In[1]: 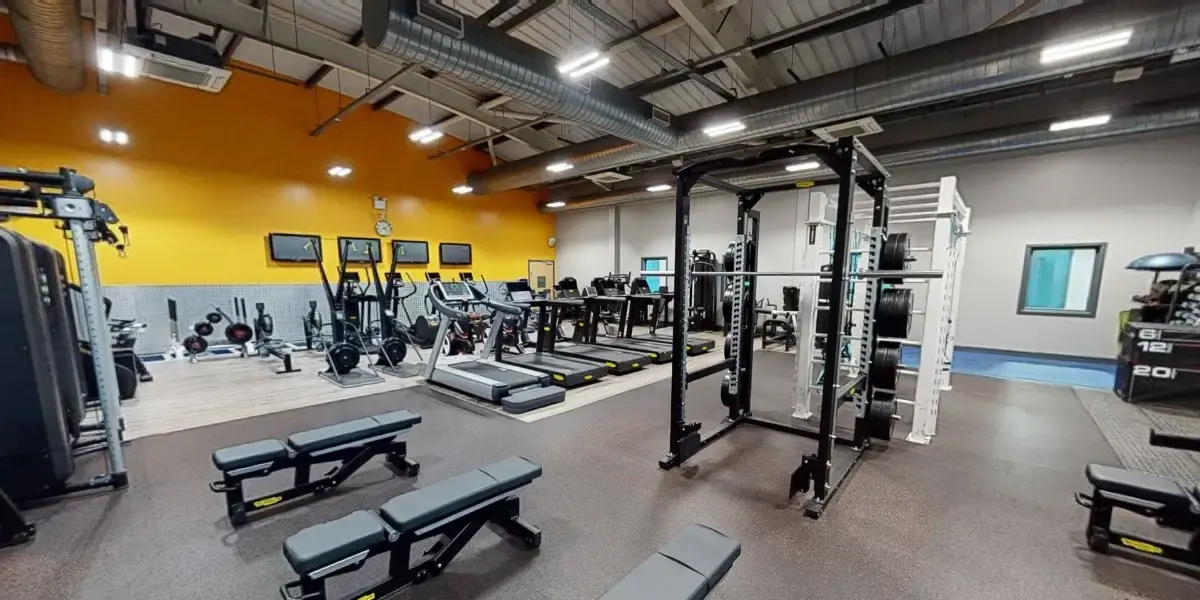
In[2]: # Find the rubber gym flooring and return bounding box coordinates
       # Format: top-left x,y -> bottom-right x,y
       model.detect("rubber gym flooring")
3,352 -> 1197,600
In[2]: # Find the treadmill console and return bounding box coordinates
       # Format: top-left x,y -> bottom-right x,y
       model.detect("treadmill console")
507,280 -> 535,302
437,280 -> 474,302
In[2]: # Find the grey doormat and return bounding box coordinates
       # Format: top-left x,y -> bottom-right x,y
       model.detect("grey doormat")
1074,387 -> 1200,483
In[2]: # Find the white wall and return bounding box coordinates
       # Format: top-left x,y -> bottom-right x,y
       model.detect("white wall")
556,131 -> 1200,358
889,131 -> 1200,358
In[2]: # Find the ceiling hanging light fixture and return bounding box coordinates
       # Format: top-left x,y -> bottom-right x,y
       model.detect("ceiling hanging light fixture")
1040,29 -> 1133,64
1049,114 -> 1112,132
703,120 -> 746,137
785,161 -> 820,172
408,128 -> 444,144
646,184 -> 673,192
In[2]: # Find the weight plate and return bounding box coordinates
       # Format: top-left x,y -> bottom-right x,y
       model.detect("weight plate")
115,364 -> 138,400
870,342 -> 901,391
327,343 -> 360,375
205,312 -> 223,324
724,333 -> 733,359
867,393 -> 897,441
880,232 -> 910,272
720,371 -> 737,408
379,337 -> 407,365
225,322 -> 254,345
875,287 -> 913,338
183,335 -> 208,355
193,321 -> 214,337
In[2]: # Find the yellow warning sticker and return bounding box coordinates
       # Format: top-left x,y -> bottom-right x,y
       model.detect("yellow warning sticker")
356,594 -> 376,600
606,362 -> 617,367
650,353 -> 658,358
584,375 -> 593,380
632,363 -> 641,368
796,180 -> 815,188
552,374 -> 564,381
1120,538 -> 1163,554
253,496 -> 283,508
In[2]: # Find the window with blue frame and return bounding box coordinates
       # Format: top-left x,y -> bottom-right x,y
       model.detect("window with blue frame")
1018,243 -> 1106,318
641,257 -> 668,292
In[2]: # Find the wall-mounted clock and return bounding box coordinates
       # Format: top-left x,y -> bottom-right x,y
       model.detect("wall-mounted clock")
375,219 -> 393,236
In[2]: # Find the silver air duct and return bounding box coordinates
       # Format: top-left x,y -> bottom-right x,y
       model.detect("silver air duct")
475,0 -> 1200,194
5,0 -> 87,91
361,0 -> 674,149
547,105 -> 1200,212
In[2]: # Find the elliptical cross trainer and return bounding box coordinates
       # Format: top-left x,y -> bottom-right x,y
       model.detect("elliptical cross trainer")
314,240 -> 383,388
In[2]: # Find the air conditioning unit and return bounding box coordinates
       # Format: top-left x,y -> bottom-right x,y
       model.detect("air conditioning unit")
811,117 -> 883,143
123,30 -> 231,93
411,0 -> 465,39
584,172 -> 632,184
651,105 -> 672,127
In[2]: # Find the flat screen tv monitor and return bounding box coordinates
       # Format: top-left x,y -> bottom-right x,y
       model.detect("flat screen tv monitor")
338,237 -> 383,263
440,243 -> 472,266
392,240 -> 429,264
269,233 -> 321,262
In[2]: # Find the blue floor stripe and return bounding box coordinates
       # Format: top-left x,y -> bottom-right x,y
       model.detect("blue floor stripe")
901,346 -> 1116,389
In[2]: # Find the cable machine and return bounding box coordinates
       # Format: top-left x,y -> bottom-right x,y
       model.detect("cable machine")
645,137 -> 942,518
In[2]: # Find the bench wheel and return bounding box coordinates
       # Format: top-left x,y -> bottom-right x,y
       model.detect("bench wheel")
230,506 -> 247,527
524,531 -> 542,550
1087,529 -> 1109,554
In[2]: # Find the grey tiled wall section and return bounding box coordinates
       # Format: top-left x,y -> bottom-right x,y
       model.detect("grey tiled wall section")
103,282 -> 515,355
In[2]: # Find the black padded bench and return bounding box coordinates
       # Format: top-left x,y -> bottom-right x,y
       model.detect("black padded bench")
281,456 -> 542,600
210,410 -> 421,525
1077,463 -> 1199,566
598,524 -> 740,600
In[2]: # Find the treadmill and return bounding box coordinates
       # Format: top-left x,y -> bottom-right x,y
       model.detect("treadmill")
577,289 -> 674,364
544,282 -> 650,375
422,280 -> 564,414
481,280 -> 607,387
623,278 -> 716,355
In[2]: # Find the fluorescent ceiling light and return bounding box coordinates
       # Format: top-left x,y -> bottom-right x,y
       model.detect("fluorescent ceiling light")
451,185 -> 474,195
113,131 -> 129,146
785,161 -> 820,172
568,57 -> 610,78
545,201 -> 567,208
408,128 -> 443,144
546,162 -> 574,173
327,165 -> 352,177
98,128 -> 114,143
557,51 -> 600,74
1049,114 -> 1112,132
1040,29 -> 1133,64
703,120 -> 746,137
646,184 -> 672,192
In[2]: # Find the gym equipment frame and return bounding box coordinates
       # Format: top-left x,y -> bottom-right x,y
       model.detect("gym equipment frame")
1075,430 -> 1200,569
209,411 -> 421,526
0,167 -> 129,493
0,488 -> 35,548
280,457 -> 541,600
646,137 -> 941,518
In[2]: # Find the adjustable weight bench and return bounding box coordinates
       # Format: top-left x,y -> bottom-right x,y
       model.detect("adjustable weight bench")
598,524 -> 740,600
1076,430 -> 1200,569
210,410 -> 421,525
280,456 -> 542,600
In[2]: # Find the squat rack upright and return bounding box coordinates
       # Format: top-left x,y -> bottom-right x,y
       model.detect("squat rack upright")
649,136 -> 940,518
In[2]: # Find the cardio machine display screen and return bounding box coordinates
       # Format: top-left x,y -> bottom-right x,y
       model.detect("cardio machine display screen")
269,233 -> 321,262
392,240 -> 429,264
440,243 -> 472,266
338,237 -> 383,263
440,281 -> 473,300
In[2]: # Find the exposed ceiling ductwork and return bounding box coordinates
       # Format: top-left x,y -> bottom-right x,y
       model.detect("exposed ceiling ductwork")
4,0 -> 87,91
361,0 -> 674,149
470,0 -> 1200,195
545,104 -> 1200,212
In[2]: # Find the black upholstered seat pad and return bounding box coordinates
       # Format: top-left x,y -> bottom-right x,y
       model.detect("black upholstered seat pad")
283,511 -> 387,575
287,410 -> 420,453
656,524 -> 741,585
211,439 -> 289,471
1087,464 -> 1191,508
380,456 -> 542,533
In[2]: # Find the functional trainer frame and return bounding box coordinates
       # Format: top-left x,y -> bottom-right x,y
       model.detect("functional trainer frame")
651,137 -> 941,518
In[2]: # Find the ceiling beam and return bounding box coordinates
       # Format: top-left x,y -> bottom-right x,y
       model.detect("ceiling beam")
479,0 -> 520,25
666,0 -> 788,93
148,0 -> 564,153
304,28 -> 363,89
498,0 -> 557,33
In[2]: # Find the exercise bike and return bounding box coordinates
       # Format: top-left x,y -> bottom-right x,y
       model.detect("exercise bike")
1076,430 -> 1199,569
313,240 -> 383,388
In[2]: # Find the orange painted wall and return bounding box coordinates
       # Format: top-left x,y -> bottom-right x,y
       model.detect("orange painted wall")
0,32 -> 554,285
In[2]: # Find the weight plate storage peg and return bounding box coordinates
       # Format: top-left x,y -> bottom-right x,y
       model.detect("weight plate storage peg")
182,335 -> 209,355
192,321 -> 215,337
326,343 -> 360,375
869,342 -> 901,391
875,288 -> 913,339
225,323 -> 254,345
867,393 -> 897,441
205,312 -> 223,324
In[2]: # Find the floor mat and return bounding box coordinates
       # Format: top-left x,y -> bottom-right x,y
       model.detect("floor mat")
1073,387 -> 1200,482
903,346 -> 1116,389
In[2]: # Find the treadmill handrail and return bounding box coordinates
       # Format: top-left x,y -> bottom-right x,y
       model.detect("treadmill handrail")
426,287 -> 471,320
